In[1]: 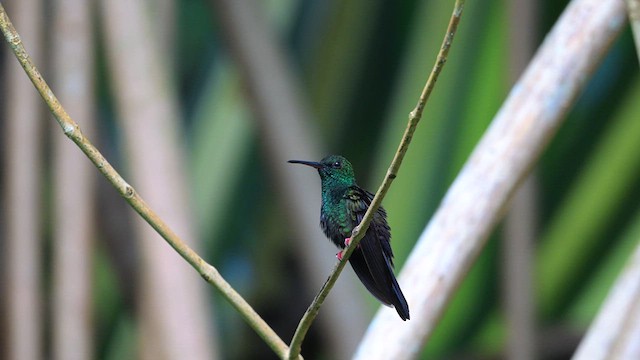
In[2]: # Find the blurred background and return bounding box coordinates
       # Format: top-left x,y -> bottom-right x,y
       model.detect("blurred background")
1,0 -> 639,359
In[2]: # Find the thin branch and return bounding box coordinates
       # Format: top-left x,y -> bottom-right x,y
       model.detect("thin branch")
354,0 -> 626,359
0,4 -> 297,359
286,1 -> 466,358
628,0 -> 640,64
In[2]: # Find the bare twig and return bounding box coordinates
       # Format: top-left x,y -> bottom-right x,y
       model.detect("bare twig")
0,4 -> 296,359
353,0 -> 626,359
286,1 -> 466,359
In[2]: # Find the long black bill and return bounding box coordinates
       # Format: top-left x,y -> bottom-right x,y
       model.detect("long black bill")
287,160 -> 322,169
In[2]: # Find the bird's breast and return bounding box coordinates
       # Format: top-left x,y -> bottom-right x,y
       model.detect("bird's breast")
320,201 -> 353,248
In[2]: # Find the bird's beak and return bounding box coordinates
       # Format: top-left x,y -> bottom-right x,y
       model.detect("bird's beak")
288,159 -> 322,169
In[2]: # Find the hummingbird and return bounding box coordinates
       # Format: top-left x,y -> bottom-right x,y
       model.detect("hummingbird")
288,155 -> 410,321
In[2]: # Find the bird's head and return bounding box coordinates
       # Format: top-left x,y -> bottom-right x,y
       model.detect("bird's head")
288,155 -> 356,187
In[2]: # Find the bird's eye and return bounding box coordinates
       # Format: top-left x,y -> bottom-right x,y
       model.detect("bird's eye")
333,161 -> 341,168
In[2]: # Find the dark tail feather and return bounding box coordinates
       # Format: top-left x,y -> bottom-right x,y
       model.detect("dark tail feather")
390,273 -> 410,320
349,249 -> 410,321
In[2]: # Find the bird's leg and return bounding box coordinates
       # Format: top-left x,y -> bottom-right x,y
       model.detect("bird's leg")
336,237 -> 354,260
344,237 -> 351,247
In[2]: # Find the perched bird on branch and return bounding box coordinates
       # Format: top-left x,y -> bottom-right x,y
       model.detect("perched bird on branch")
288,155 -> 409,321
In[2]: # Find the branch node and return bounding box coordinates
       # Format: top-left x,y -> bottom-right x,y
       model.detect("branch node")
123,184 -> 135,198
201,269 -> 213,283
62,122 -> 76,136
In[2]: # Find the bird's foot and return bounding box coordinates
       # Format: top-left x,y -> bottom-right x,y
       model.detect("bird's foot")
336,238 -> 354,260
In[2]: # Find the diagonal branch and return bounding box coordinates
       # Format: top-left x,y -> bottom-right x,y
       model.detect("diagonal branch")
286,1 -> 466,358
0,4 -> 298,359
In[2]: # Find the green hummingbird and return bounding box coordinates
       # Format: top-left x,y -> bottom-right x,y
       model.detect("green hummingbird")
288,155 -> 410,321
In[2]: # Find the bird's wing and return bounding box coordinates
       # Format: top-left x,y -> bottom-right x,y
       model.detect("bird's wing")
345,187 -> 395,295
344,186 -> 410,320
